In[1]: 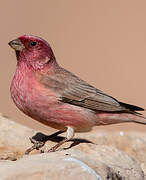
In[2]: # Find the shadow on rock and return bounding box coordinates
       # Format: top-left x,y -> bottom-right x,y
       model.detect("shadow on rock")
31,131 -> 94,149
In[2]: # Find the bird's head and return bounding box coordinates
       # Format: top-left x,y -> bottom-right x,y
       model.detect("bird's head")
8,35 -> 56,69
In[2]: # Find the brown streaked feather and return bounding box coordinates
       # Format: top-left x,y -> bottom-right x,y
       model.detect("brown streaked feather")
38,67 -> 144,113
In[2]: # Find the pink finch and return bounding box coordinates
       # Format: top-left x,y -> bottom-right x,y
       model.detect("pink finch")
8,35 -> 146,153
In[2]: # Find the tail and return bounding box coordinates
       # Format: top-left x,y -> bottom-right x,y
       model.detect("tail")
119,101 -> 146,125
96,112 -> 146,126
133,114 -> 146,125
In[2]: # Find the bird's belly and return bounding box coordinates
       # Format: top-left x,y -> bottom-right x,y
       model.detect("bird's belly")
41,104 -> 97,132
11,79 -> 97,132
26,101 -> 97,132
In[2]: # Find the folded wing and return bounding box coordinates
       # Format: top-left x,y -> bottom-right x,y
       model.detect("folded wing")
39,67 -> 144,113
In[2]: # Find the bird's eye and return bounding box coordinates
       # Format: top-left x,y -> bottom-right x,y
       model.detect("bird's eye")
30,41 -> 37,47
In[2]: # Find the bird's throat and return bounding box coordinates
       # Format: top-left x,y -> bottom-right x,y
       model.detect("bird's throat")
16,51 -> 20,59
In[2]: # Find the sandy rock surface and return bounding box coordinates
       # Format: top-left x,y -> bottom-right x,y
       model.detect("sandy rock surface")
0,114 -> 146,179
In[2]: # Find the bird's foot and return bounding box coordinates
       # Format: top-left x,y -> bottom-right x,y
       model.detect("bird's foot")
48,147 -> 56,152
47,127 -> 74,152
47,138 -> 68,152
25,138 -> 45,155
25,130 -> 64,155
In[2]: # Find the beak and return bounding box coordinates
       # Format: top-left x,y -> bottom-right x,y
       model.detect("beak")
8,39 -> 25,51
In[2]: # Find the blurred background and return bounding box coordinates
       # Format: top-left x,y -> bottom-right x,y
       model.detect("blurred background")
1,0 -> 146,133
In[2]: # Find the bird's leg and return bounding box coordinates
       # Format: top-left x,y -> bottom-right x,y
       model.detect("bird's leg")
48,127 -> 75,152
25,130 -> 64,155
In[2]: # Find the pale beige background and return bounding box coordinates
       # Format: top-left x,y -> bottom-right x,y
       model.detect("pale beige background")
1,0 -> 146,133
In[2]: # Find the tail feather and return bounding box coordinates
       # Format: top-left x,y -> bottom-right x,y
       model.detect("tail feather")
119,101 -> 146,125
119,101 -> 144,111
96,112 -> 146,126
133,114 -> 146,125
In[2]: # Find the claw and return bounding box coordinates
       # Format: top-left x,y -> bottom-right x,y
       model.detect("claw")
24,130 -> 64,155
25,138 -> 45,155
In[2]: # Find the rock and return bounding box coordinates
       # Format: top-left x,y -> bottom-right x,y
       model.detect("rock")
0,114 -> 145,179
0,148 -> 144,180
0,114 -> 35,160
77,130 -> 146,164
141,162 -> 146,178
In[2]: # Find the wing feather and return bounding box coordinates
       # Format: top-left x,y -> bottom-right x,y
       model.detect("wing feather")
38,67 -> 142,113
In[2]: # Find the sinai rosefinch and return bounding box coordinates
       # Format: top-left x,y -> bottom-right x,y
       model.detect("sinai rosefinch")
8,35 -> 146,153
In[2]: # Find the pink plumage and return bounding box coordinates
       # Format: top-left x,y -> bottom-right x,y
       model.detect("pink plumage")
8,35 -> 146,152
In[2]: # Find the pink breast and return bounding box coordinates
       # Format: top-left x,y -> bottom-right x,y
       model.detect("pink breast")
11,62 -> 97,132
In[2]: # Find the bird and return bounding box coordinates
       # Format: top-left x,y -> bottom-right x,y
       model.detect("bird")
8,35 -> 146,153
